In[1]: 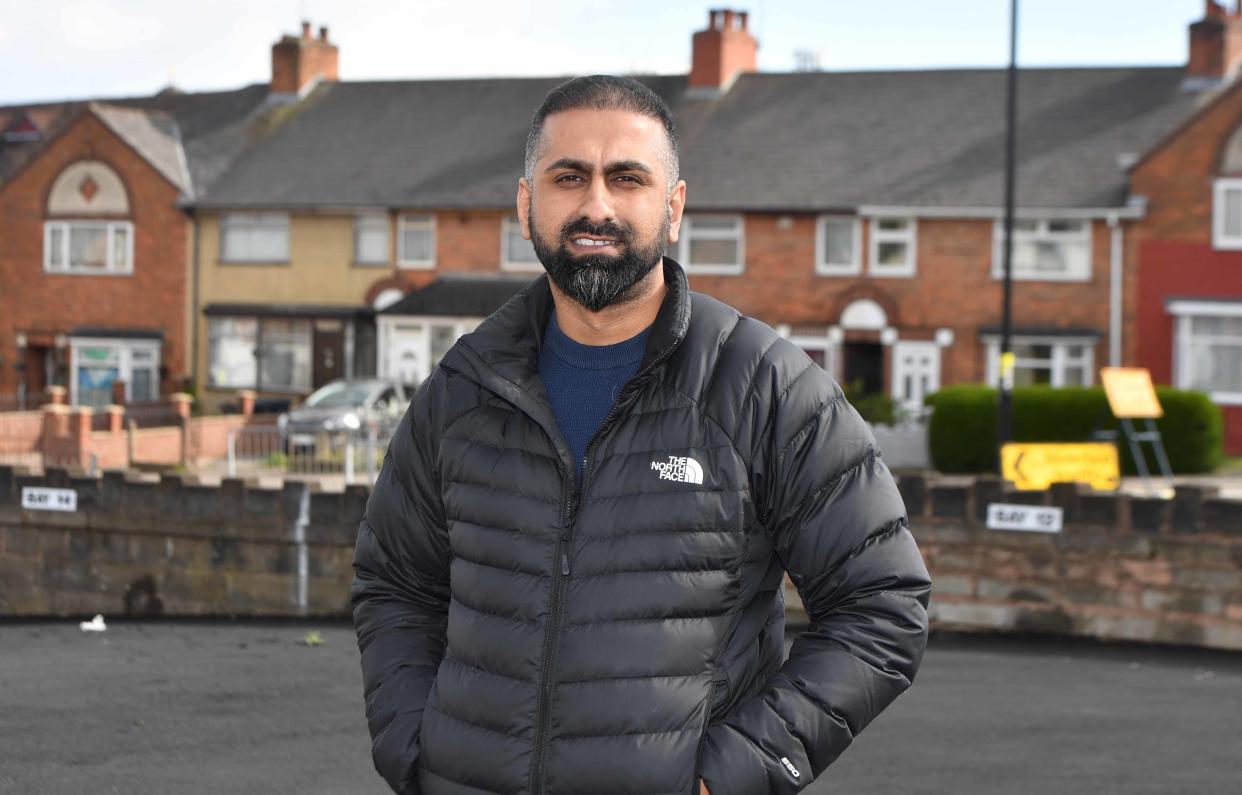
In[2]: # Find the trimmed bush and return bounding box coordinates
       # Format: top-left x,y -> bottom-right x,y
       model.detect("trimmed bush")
924,384 -> 1224,475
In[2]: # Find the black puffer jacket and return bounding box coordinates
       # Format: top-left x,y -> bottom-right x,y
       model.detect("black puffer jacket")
351,258 -> 931,795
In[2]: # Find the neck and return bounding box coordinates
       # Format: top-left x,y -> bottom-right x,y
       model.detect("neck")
549,261 -> 667,346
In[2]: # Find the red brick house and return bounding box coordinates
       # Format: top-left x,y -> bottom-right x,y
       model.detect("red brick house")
1132,1 -> 1242,454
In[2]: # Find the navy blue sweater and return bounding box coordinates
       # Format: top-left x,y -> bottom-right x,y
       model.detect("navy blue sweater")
538,309 -> 652,481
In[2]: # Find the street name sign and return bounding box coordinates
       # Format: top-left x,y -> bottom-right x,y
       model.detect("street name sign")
986,503 -> 1063,533
21,486 -> 77,512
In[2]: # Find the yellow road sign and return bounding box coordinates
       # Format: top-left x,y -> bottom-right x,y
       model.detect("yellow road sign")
1100,367 -> 1163,419
1001,442 -> 1120,491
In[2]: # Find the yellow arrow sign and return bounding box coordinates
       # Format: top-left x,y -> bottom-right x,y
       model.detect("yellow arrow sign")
1001,442 -> 1120,491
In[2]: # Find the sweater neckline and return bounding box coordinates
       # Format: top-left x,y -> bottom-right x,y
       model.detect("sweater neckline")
542,308 -> 652,371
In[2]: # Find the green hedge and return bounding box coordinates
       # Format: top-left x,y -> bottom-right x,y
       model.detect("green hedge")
923,384 -> 1224,475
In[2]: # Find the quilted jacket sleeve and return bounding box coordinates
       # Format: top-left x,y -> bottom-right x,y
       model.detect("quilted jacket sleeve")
351,370 -> 453,795
700,347 -> 932,795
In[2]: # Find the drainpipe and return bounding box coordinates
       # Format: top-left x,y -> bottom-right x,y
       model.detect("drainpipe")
1107,213 -> 1122,367
189,208 -> 202,392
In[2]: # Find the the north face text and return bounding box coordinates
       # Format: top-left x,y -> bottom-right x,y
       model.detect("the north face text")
650,455 -> 704,484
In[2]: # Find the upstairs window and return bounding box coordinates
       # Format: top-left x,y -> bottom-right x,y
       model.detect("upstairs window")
44,221 -> 133,274
993,218 -> 1091,281
868,217 -> 916,277
397,214 -> 436,268
354,213 -> 390,265
815,216 -> 861,276
220,213 -> 289,263
501,215 -> 541,271
678,214 -> 744,274
1213,179 -> 1242,250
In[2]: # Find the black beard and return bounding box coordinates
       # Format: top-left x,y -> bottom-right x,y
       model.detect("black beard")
530,211 -> 668,312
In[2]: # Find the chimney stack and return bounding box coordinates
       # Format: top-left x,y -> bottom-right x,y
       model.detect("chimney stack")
688,8 -> 758,93
271,20 -> 339,98
1188,1 -> 1242,81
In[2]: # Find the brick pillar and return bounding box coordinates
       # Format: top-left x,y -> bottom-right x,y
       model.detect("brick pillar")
106,404 -> 125,434
169,392 -> 193,421
238,389 -> 256,418
41,403 -> 69,439
70,406 -> 93,469
44,385 -> 66,406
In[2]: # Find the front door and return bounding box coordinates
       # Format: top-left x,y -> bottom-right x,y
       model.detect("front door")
892,340 -> 940,418
312,320 -> 345,388
842,341 -> 884,396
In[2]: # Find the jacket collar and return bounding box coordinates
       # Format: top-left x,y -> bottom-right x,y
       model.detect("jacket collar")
440,256 -> 692,408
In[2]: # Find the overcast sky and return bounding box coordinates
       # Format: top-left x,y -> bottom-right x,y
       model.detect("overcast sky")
0,0 -> 1211,105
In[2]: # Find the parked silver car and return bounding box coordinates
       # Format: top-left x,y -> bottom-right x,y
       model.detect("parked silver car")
278,378 -> 409,451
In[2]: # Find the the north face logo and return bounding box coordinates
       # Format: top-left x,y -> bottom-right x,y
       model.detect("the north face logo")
650,455 -> 704,484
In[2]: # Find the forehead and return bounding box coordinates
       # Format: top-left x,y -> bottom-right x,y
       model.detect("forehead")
537,108 -> 668,169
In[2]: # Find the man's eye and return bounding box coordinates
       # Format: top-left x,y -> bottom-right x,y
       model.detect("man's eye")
555,174 -> 584,184
615,175 -> 640,184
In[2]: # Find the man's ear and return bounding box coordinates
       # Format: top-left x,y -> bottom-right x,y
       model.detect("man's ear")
516,179 -> 532,240
667,179 -> 687,244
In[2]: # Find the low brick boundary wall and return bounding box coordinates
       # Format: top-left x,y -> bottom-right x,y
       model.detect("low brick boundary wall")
890,473 -> 1242,651
1,465 -> 1240,651
0,466 -> 364,617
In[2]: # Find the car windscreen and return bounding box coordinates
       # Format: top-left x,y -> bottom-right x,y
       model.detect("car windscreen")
302,381 -> 377,408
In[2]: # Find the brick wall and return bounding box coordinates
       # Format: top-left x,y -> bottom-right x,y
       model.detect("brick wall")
2,464 -> 1239,651
882,473 -> 1242,650
0,466 -> 363,616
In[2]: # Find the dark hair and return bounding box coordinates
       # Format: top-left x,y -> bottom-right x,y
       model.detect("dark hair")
524,75 -> 679,193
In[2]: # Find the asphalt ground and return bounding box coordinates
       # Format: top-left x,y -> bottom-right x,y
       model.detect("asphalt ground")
0,620 -> 1239,794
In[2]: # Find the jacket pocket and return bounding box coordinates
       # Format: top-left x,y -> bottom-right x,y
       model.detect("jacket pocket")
689,669 -> 730,795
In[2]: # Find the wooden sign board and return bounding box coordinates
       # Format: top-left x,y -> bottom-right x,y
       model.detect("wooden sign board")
1001,442 -> 1121,492
1100,367 -> 1162,419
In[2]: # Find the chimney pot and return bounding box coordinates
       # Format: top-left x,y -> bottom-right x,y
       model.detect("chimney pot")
301,20 -> 311,39
689,7 -> 758,92
319,25 -> 329,40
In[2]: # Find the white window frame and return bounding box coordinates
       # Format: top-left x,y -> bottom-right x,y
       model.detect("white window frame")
990,218 -> 1092,282
219,212 -> 289,263
67,336 -> 161,406
814,216 -> 862,276
982,334 -> 1096,388
43,220 -> 134,275
867,216 -> 917,278
1168,299 -> 1242,405
500,215 -> 542,272
353,212 -> 391,266
677,214 -> 745,275
377,314 -> 482,385
397,213 -> 436,269
1212,179 -> 1242,251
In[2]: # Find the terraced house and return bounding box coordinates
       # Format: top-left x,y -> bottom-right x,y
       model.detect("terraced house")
4,6 -> 1241,451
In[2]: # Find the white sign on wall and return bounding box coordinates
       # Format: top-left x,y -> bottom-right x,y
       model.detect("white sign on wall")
986,503 -> 1063,533
21,487 -> 78,512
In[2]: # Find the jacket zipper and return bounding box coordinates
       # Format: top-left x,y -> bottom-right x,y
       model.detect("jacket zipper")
528,337 -> 682,795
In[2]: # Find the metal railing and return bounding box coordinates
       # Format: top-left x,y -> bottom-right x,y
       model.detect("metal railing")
225,421 -> 400,486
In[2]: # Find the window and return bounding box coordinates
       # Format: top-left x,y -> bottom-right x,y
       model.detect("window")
219,213 -> 288,262
44,221 -> 133,274
1170,301 -> 1242,403
868,217 -> 916,277
501,215 -> 541,271
983,336 -> 1095,388
1213,179 -> 1242,250
354,213 -> 390,265
207,317 -> 311,391
398,214 -> 435,268
992,218 -> 1091,281
208,318 -> 258,389
677,214 -> 744,274
67,337 -> 160,408
257,318 -> 312,390
815,216 -> 861,276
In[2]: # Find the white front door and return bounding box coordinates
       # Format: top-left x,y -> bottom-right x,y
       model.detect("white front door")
892,341 -> 940,418
384,322 -> 428,385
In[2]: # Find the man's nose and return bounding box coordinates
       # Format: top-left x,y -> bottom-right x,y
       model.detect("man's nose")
576,177 -> 616,226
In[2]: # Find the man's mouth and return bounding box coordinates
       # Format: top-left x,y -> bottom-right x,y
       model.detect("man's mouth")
570,236 -> 621,252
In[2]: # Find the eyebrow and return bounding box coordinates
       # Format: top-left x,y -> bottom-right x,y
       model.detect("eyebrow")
544,157 -> 654,176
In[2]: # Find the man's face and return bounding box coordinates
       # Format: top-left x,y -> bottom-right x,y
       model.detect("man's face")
517,108 -> 686,312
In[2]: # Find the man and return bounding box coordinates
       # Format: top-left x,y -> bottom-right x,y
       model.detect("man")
351,75 -> 931,795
